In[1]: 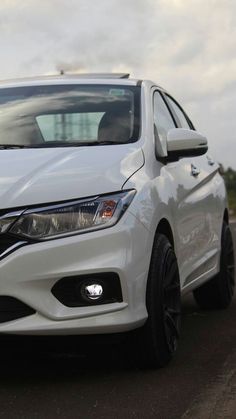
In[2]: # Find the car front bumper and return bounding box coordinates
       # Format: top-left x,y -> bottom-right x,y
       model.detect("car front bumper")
0,211 -> 151,335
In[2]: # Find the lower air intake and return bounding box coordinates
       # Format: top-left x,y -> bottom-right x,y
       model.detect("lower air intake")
0,296 -> 35,323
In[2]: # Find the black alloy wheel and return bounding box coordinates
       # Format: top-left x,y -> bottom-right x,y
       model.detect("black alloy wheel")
193,222 -> 235,309
136,233 -> 181,368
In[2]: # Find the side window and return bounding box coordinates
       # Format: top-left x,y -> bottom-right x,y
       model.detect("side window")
165,95 -> 191,129
153,91 -> 176,155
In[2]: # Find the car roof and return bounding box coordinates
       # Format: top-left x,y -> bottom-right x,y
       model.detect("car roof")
0,73 -> 139,88
0,73 -> 165,91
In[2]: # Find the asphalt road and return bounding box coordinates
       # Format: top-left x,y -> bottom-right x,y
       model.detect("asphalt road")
0,224 -> 236,419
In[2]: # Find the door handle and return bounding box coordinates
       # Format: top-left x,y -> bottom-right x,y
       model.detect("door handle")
191,164 -> 200,177
206,155 -> 215,166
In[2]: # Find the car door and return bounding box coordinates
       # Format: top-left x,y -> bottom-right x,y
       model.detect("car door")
153,89 -> 219,288
164,93 -> 222,287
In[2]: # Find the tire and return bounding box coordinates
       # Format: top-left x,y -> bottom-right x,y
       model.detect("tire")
135,233 -> 181,368
193,222 -> 235,310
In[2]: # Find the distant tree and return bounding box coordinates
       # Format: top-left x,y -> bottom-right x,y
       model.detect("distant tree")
223,167 -> 236,191
221,166 -> 236,216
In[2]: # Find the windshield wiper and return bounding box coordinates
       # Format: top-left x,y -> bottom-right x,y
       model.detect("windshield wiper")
31,141 -> 124,148
0,144 -> 30,149
0,141 -> 126,149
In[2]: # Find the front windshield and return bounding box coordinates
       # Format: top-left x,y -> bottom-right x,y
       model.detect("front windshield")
0,84 -> 141,148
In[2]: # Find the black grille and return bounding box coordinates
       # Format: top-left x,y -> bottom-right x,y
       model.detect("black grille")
0,296 -> 35,323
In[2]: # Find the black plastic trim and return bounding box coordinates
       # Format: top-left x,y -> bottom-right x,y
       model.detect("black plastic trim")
0,296 -> 35,323
162,93 -> 195,130
158,146 -> 208,164
51,273 -> 123,307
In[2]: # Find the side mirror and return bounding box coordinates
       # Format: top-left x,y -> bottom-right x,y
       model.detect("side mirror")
166,128 -> 208,161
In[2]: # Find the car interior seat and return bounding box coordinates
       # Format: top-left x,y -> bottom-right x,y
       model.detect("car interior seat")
97,110 -> 131,143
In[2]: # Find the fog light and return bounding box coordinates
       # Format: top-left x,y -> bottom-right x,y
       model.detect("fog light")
51,273 -> 122,307
81,283 -> 104,302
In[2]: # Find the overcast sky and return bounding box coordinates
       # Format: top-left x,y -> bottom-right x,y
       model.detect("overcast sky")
0,0 -> 235,168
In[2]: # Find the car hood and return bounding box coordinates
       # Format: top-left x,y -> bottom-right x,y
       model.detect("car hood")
0,145 -> 144,209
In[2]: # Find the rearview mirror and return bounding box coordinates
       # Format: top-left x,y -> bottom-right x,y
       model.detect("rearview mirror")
166,128 -> 208,161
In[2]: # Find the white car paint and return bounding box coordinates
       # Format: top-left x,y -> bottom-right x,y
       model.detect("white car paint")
0,146 -> 144,208
0,75 -> 227,335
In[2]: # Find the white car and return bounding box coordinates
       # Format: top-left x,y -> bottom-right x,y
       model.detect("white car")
0,73 -> 234,367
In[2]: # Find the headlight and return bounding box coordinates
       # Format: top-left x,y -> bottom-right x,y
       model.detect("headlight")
3,190 -> 136,240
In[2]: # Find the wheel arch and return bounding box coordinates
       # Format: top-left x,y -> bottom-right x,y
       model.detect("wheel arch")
223,208 -> 229,225
155,218 -> 175,250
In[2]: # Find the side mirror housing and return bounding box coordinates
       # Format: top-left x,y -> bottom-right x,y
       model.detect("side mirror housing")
166,128 -> 208,161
